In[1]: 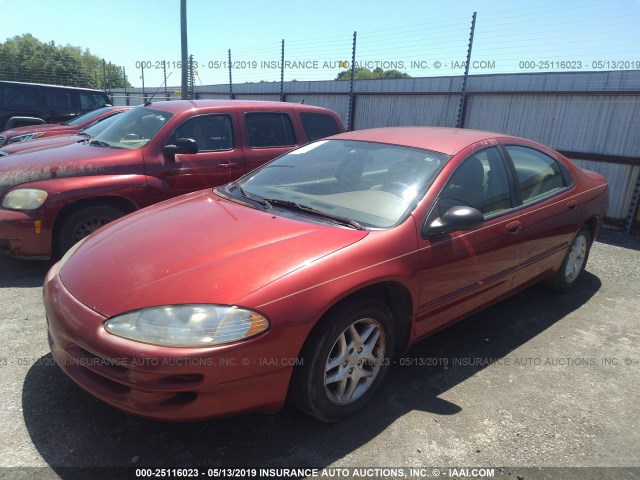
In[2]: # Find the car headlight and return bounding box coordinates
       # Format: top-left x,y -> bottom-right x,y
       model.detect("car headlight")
104,305 -> 269,347
2,189 -> 48,210
8,132 -> 46,144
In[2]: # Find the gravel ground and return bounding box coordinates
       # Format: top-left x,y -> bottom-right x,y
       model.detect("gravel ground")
0,229 -> 638,480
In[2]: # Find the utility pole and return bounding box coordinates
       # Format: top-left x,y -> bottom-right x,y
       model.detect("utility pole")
180,0 -> 188,100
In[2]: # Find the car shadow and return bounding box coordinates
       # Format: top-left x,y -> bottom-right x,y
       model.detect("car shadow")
0,256 -> 54,288
21,272 -> 601,477
596,228 -> 640,251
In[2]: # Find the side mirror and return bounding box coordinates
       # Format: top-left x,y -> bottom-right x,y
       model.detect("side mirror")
423,206 -> 484,238
163,137 -> 198,156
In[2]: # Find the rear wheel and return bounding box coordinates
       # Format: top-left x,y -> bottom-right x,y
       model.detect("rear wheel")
55,204 -> 125,256
543,226 -> 592,293
290,298 -> 395,422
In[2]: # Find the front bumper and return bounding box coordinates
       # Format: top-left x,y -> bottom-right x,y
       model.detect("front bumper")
44,268 -> 293,421
0,208 -> 50,258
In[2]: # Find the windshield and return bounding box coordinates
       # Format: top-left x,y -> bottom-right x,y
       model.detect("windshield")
63,107 -> 113,126
230,139 -> 449,228
90,107 -> 172,149
79,112 -> 124,137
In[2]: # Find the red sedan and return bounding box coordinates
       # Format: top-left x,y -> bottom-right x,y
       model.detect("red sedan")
0,106 -> 129,146
44,127 -> 609,422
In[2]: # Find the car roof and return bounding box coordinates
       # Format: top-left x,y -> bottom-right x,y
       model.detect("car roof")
0,80 -> 108,93
330,126 -> 514,155
141,99 -> 336,114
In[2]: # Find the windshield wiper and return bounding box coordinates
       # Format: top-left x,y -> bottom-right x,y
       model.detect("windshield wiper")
89,139 -> 111,148
264,198 -> 365,230
228,182 -> 271,210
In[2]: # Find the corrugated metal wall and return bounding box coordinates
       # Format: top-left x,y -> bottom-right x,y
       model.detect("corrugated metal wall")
571,160 -> 639,220
110,71 -> 640,231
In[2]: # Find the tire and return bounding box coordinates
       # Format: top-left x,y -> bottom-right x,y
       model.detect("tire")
290,298 -> 396,422
543,226 -> 592,293
55,204 -> 125,257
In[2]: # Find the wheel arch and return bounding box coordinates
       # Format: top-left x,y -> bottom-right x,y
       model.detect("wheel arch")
303,280 -> 414,358
52,196 -> 139,254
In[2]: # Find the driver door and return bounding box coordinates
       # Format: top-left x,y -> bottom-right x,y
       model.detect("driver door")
161,113 -> 245,196
414,145 -> 524,338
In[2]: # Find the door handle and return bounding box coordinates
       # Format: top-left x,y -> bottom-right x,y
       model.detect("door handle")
217,163 -> 237,168
506,220 -> 522,233
567,200 -> 577,209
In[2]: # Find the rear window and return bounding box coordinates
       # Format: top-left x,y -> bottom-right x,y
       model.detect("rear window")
300,113 -> 340,141
245,112 -> 296,148
80,92 -> 110,112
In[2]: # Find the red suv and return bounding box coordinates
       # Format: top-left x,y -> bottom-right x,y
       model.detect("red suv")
0,100 -> 344,258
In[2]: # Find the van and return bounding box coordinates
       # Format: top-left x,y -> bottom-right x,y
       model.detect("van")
0,81 -> 112,130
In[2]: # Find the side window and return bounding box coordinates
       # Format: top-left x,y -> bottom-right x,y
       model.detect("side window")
245,112 -> 296,148
44,89 -> 74,113
2,84 -> 38,108
300,113 -> 340,141
170,115 -> 233,152
438,147 -> 511,217
505,146 -> 567,205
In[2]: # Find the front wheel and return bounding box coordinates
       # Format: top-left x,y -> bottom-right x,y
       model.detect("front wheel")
55,204 -> 126,257
543,226 -> 592,293
290,298 -> 395,422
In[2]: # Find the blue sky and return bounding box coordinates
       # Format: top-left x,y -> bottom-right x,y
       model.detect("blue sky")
1,0 -> 639,88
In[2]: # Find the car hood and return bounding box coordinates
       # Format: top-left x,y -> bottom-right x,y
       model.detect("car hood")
0,142 -> 140,197
59,190 -> 369,318
0,134 -> 85,156
2,123 -> 72,137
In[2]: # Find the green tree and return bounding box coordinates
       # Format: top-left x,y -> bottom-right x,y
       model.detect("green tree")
0,34 -> 131,89
335,66 -> 411,80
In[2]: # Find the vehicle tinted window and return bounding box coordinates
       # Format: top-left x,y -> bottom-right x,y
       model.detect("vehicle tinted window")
45,89 -> 73,111
1,84 -> 38,108
506,146 -> 566,204
79,92 -> 109,112
65,106 -> 112,126
439,147 -> 511,217
170,115 -> 233,151
92,107 -> 172,149
300,113 -> 340,141
245,112 -> 296,148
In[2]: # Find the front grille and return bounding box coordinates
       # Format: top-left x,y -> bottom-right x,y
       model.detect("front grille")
0,136 -> 6,146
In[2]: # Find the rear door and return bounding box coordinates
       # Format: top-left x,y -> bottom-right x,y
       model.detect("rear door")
500,142 -> 580,289
240,111 -> 299,173
414,144 -> 524,338
44,87 -> 78,122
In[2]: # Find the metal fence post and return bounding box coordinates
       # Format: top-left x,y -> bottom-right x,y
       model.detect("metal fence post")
102,59 -> 107,93
348,31 -> 357,131
280,39 -> 285,102
228,49 -> 234,99
456,12 -> 477,128
625,170 -> 640,234
141,63 -> 146,103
